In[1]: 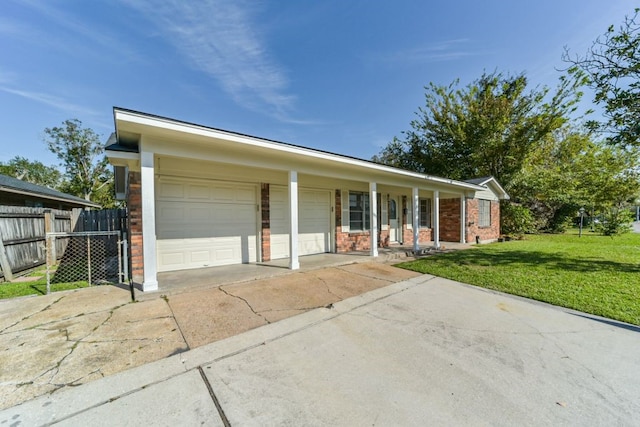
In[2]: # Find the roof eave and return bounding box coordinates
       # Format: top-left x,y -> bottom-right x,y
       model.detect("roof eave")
113,107 -> 485,192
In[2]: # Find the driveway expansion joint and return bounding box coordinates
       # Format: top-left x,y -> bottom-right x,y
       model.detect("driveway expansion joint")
198,366 -> 231,427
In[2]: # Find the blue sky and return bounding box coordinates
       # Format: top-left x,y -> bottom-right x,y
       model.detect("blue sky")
0,1 -> 633,168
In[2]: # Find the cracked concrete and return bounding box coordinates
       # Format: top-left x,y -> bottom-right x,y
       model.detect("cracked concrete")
167,263 -> 422,350
3,265 -> 639,425
0,262 -> 420,410
0,286 -> 187,410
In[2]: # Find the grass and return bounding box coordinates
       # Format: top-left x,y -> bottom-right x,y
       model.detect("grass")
0,267 -> 90,299
397,230 -> 640,326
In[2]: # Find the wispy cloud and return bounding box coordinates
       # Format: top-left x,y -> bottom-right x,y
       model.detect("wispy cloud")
119,0 -> 298,121
369,39 -> 480,64
0,86 -> 100,117
7,0 -> 142,62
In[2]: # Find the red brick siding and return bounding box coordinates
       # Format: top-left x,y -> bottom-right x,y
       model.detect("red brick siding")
127,171 -> 144,283
402,227 -> 432,245
335,189 -> 391,252
261,183 -> 270,261
466,198 -> 500,242
400,195 -> 433,246
439,198 -> 461,242
379,229 -> 390,248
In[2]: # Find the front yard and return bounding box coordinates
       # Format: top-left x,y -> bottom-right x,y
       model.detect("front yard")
398,231 -> 640,326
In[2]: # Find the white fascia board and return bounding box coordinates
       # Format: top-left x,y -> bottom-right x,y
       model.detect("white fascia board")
105,150 -> 140,171
482,178 -> 509,200
114,109 -> 485,193
105,150 -> 140,161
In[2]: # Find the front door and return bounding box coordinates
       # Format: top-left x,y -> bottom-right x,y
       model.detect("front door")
389,197 -> 401,243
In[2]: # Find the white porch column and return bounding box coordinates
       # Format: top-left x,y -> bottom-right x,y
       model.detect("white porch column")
288,171 -> 300,270
433,190 -> 440,249
460,195 -> 466,243
412,187 -> 420,252
369,182 -> 378,257
140,148 -> 158,291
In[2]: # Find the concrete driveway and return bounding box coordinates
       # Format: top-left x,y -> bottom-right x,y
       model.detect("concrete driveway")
0,261 -> 419,410
2,274 -> 639,426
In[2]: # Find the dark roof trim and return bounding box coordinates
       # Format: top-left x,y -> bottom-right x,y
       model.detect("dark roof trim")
465,176 -> 493,185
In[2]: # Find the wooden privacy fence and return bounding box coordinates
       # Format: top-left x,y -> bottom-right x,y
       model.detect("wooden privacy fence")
0,206 -> 127,281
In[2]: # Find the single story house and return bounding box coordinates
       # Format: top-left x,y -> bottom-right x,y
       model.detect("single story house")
0,173 -> 100,210
106,108 -> 509,292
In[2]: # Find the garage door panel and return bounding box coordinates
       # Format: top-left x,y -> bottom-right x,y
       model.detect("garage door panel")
270,187 -> 331,259
234,187 -> 256,203
159,182 -> 185,199
156,178 -> 257,272
188,184 -> 211,200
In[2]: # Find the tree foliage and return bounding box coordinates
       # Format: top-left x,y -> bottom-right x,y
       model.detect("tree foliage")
373,71 -> 583,185
375,69 -> 639,235
565,8 -> 640,147
0,156 -> 62,189
43,119 -> 114,206
509,129 -> 640,232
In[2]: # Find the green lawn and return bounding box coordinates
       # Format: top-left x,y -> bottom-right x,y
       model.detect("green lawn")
397,231 -> 640,325
0,271 -> 90,300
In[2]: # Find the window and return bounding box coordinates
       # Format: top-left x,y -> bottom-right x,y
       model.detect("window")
419,198 -> 432,228
478,199 -> 491,227
389,199 -> 397,220
349,192 -> 370,231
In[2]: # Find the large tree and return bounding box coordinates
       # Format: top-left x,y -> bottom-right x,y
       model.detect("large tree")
43,119 -> 113,206
373,71 -> 582,185
564,8 -> 640,147
510,129 -> 640,231
0,156 -> 62,189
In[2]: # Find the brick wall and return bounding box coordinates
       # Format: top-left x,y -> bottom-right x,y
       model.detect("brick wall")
379,229 -> 390,248
402,227 -> 432,246
466,198 -> 500,243
440,198 -> 461,242
399,196 -> 433,246
335,189 -> 391,252
261,183 -> 270,261
128,171 -> 144,283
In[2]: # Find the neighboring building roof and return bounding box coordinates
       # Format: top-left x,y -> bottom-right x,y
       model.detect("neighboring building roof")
465,176 -> 510,200
0,174 -> 100,208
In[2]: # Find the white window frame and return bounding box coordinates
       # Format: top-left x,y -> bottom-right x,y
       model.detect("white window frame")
478,199 -> 491,227
419,198 -> 432,228
349,191 -> 370,231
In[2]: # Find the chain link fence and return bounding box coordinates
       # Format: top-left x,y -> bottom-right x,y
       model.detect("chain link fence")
45,231 -> 128,294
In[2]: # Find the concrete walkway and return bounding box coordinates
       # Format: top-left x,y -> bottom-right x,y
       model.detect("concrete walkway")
0,260 -> 420,410
2,274 -> 639,426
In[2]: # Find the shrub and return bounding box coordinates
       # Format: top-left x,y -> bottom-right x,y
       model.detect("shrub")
597,208 -> 634,236
501,202 -> 536,236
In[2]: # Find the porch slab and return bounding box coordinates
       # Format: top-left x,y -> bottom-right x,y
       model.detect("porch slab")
153,243 -> 471,298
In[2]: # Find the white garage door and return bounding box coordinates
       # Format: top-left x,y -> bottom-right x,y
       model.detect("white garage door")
156,177 -> 257,272
270,186 -> 331,259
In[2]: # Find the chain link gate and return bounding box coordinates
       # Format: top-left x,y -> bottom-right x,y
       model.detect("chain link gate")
45,231 -> 128,294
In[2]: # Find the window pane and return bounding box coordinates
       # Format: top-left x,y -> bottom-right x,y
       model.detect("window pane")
349,191 -> 370,231
478,200 -> 491,227
419,198 -> 431,228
